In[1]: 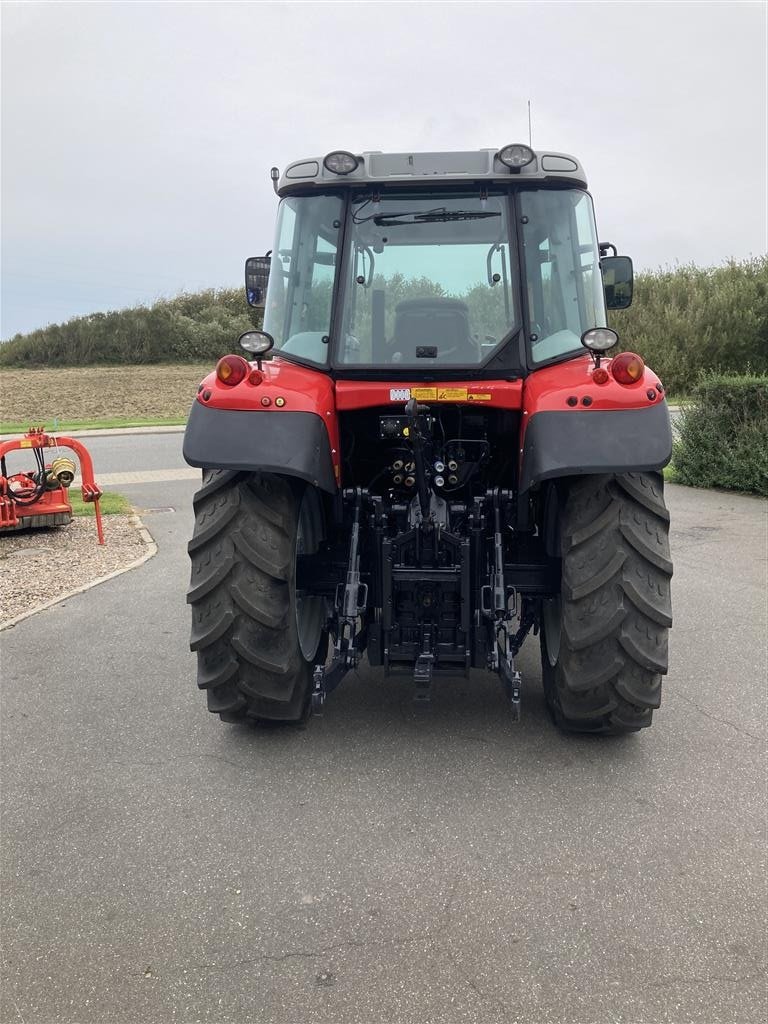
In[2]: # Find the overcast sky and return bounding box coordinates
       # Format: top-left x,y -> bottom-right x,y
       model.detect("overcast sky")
1,0 -> 766,340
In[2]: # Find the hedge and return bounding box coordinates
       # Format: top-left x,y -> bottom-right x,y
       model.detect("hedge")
610,257 -> 767,397
672,372 -> 768,496
1,258 -> 765,382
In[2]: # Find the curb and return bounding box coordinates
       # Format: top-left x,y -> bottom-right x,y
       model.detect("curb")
0,514 -> 158,631
0,425 -> 185,441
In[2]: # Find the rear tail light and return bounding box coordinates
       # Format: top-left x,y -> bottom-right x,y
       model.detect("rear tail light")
611,351 -> 645,385
216,355 -> 249,386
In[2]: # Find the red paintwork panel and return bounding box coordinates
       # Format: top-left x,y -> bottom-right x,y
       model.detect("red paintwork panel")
521,354 -> 665,443
196,360 -> 527,484
196,358 -> 336,416
196,354 -> 665,488
196,358 -> 340,480
335,379 -> 523,410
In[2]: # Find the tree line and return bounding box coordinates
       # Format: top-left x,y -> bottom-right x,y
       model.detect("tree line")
1,258 -> 765,396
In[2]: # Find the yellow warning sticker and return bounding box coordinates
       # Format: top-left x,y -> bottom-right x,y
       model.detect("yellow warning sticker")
467,393 -> 492,401
411,387 -> 437,401
437,387 -> 468,401
19,439 -> 33,447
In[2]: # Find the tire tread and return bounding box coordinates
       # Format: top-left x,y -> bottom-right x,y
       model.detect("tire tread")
187,470 -> 315,722
543,472 -> 672,735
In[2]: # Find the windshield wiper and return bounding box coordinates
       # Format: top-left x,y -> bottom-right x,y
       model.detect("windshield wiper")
373,207 -> 501,227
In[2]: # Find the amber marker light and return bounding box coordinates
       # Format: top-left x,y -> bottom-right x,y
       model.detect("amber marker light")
611,352 -> 645,385
216,355 -> 249,386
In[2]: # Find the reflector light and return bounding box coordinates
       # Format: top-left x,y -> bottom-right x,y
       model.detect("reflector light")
323,150 -> 359,175
248,369 -> 264,386
611,351 -> 645,385
216,355 -> 249,386
498,144 -> 535,169
592,367 -> 610,384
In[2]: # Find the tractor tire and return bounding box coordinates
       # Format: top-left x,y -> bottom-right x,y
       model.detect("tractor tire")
541,472 -> 672,735
187,470 -> 326,723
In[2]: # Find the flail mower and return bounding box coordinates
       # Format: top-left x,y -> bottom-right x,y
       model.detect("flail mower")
184,145 -> 673,735
0,428 -> 105,544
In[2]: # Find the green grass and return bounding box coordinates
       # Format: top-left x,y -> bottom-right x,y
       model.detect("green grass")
69,490 -> 133,517
0,415 -> 186,435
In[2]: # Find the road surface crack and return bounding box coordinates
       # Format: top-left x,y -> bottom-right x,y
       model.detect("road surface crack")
194,933 -> 430,973
669,692 -> 762,742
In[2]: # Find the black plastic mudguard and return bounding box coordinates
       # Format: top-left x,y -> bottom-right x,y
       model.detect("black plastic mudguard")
519,402 -> 673,493
183,402 -> 337,493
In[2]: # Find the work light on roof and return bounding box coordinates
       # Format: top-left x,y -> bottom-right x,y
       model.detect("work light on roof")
498,144 -> 535,170
323,150 -> 359,175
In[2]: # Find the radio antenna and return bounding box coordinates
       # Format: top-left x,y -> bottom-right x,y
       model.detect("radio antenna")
528,100 -> 533,147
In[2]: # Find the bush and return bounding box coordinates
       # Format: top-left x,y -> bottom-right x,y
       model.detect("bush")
672,372 -> 768,496
0,289 -> 262,367
610,257 -> 768,397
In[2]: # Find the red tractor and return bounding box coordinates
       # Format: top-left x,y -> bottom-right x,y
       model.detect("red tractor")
184,145 -> 672,734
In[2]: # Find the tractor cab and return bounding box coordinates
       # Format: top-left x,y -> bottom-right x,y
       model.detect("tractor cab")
245,146 -> 633,377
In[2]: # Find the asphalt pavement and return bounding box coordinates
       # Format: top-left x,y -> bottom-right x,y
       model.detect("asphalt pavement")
1,433 -> 766,1024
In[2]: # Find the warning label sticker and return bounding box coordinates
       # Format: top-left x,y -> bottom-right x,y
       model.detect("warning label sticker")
389,387 -> 494,403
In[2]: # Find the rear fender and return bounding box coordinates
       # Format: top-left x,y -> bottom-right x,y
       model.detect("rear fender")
519,355 -> 672,494
183,403 -> 337,493
184,359 -> 338,492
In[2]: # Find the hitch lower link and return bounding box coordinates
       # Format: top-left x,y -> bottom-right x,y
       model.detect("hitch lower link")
483,490 -> 530,723
311,490 -> 367,715
496,629 -> 523,723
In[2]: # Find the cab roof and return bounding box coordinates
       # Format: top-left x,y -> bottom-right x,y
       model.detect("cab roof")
277,148 -> 588,196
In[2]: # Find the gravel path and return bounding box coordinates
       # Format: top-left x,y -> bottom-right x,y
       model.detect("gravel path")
0,515 -> 153,627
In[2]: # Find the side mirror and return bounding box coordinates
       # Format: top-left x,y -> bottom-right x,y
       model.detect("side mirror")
245,254 -> 271,308
601,255 -> 634,310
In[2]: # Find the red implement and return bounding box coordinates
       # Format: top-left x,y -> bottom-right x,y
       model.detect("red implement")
0,428 -> 105,544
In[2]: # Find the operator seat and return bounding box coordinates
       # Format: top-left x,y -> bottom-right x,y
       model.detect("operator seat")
390,298 -> 479,364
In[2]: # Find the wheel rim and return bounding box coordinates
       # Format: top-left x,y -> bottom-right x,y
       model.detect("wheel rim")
542,597 -> 561,667
296,492 -> 324,662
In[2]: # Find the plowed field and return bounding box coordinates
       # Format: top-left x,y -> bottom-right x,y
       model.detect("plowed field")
1,364 -> 212,429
